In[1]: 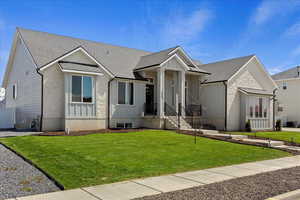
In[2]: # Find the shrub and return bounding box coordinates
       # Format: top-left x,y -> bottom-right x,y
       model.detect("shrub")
286,121 -> 295,127
245,120 -> 251,132
275,120 -> 282,131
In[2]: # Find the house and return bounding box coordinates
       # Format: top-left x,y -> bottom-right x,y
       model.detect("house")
1,28 -> 277,131
272,66 -> 300,127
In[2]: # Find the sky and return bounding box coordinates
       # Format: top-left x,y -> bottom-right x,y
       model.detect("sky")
0,0 -> 300,85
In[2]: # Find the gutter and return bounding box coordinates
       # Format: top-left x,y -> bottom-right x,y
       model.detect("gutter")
222,81 -> 227,131
107,77 -> 115,129
36,69 -> 44,131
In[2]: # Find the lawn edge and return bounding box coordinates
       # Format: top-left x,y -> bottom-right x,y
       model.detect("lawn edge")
0,141 -> 65,190
177,130 -> 296,155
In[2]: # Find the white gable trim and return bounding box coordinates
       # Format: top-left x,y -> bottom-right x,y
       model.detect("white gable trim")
2,31 -> 39,88
253,56 -> 278,88
227,56 -> 255,83
38,47 -> 114,77
160,54 -> 189,71
168,46 -> 197,67
228,55 -> 277,89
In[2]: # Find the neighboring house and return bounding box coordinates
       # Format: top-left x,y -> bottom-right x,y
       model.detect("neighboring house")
1,28 -> 277,131
272,66 -> 300,127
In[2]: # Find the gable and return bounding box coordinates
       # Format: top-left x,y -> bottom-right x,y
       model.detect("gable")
161,55 -> 188,71
228,57 -> 276,91
62,50 -> 96,65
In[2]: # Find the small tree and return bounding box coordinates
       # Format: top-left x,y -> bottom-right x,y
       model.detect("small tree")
275,119 -> 282,131
245,120 -> 251,132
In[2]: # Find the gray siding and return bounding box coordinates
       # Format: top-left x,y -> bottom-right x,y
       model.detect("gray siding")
5,38 -> 41,129
110,79 -> 145,128
43,64 -> 65,130
200,82 -> 225,130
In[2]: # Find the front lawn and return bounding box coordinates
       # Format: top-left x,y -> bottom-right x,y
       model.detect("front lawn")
0,130 -> 290,189
229,131 -> 300,143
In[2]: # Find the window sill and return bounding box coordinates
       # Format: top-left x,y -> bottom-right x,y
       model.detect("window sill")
70,102 -> 94,105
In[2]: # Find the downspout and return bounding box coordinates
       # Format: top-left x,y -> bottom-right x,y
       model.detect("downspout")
273,88 -> 278,131
107,77 -> 115,129
36,69 -> 43,132
222,81 -> 227,131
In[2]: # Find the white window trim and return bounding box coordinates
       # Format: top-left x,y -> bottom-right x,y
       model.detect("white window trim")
117,81 -> 134,105
13,84 -> 17,100
71,75 -> 94,104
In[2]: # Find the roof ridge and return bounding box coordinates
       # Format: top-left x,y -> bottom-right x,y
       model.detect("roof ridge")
17,27 -> 151,54
202,54 -> 255,66
138,46 -> 179,58
272,65 -> 300,76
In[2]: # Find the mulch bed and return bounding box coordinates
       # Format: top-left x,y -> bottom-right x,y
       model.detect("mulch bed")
38,128 -> 148,136
135,166 -> 300,200
177,130 -> 300,155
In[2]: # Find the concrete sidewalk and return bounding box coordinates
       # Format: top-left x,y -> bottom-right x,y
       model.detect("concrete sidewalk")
267,189 -> 300,200
7,155 -> 300,200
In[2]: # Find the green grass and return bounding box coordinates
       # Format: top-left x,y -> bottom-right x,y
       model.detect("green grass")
229,131 -> 300,143
0,130 -> 290,189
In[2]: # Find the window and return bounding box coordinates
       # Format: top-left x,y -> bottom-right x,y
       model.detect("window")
259,98 -> 263,118
250,106 -> 253,118
118,81 -> 134,105
249,96 -> 269,118
171,80 -> 175,105
116,122 -> 133,129
12,84 -> 17,100
72,76 -> 93,103
283,82 -> 287,90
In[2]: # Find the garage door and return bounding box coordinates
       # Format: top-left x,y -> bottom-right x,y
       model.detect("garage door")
0,108 -> 15,129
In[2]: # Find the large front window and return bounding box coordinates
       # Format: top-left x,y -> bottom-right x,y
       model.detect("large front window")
248,96 -> 269,118
118,81 -> 134,105
72,75 -> 93,103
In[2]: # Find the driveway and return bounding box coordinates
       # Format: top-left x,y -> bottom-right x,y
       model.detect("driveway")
0,130 -> 40,138
0,144 -> 60,200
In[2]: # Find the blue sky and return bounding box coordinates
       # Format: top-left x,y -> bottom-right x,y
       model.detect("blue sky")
0,0 -> 300,84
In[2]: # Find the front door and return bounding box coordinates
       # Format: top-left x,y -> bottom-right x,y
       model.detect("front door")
145,84 -> 155,115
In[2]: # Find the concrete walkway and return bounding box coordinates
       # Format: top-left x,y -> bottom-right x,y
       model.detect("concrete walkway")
267,189 -> 300,200
282,128 -> 300,133
6,155 -> 300,200
0,131 -> 40,138
199,129 -> 300,152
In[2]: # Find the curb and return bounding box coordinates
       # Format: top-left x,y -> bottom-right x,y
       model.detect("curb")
0,142 -> 65,190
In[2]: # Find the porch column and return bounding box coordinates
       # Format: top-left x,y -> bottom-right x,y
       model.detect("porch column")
179,71 -> 185,116
157,68 -> 165,117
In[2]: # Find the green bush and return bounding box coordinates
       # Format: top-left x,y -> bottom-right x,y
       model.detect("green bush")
275,120 -> 282,131
245,120 -> 251,132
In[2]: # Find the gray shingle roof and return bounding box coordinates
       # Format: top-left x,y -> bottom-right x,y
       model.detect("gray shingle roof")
134,46 -> 178,70
18,28 -> 151,79
134,47 -> 209,74
199,55 -> 255,83
58,61 -> 104,74
272,66 -> 300,80
239,87 -> 273,96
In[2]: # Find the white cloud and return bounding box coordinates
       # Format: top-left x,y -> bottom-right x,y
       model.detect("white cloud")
251,0 -> 300,26
162,8 -> 213,45
268,66 -> 284,75
284,22 -> 300,36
